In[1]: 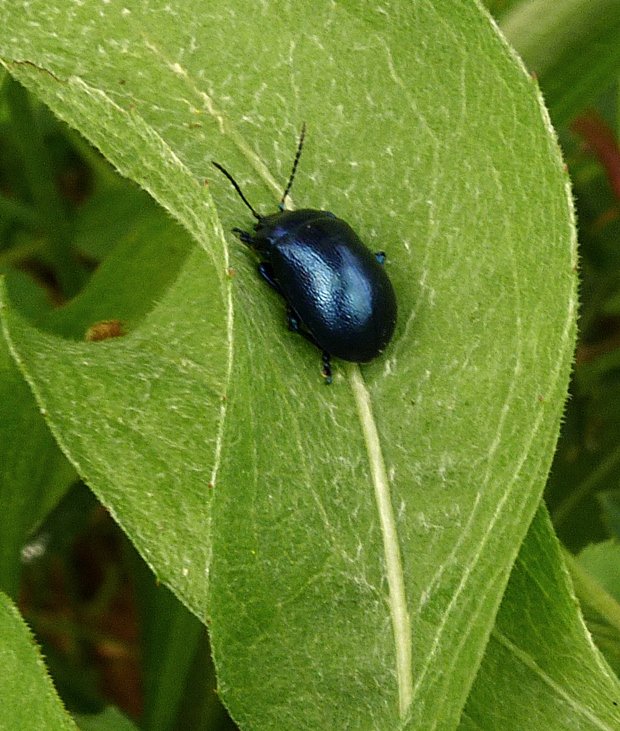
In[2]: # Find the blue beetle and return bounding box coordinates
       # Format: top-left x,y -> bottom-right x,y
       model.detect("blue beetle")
213,124 -> 397,383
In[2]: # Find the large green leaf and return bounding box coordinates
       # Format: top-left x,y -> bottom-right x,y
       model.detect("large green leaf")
0,1 -> 584,729
1,242 -> 228,619
462,507 -> 620,730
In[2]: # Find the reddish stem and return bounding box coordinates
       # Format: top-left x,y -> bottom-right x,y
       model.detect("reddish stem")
572,110 -> 620,202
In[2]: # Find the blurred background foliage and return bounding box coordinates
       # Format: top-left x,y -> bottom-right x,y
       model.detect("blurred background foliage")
3,0 -> 620,727
489,0 -> 620,681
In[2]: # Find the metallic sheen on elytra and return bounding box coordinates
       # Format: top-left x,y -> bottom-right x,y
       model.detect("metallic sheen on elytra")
213,124 -> 397,384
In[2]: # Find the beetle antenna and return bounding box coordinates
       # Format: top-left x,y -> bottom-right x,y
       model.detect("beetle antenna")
212,161 -> 262,220
279,122 -> 306,211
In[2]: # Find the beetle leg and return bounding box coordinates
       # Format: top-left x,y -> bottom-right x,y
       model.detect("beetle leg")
287,307 -> 318,345
321,351 -> 332,385
374,251 -> 387,264
286,306 -> 302,332
286,308 -> 333,385
233,227 -> 254,245
257,262 -> 285,296
258,269 -> 332,386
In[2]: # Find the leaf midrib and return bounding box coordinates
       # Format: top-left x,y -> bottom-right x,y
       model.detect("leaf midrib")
349,364 -> 413,718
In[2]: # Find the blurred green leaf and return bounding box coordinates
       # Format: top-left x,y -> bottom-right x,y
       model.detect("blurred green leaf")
74,706 -> 139,731
0,590 -> 78,730
483,0 -> 526,19
501,0 -> 620,126
132,552 -> 204,731
39,189 -> 193,338
0,0 -> 591,729
71,185 -> 154,262
599,490 -> 620,539
574,540 -> 620,677
1,269 -> 53,323
579,539 -> 620,604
